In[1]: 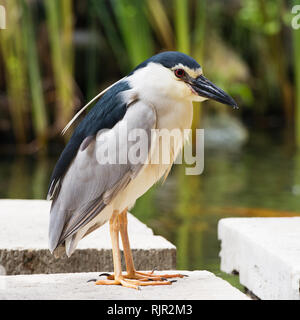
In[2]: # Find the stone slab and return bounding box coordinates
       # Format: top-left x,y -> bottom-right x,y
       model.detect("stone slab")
0,200 -> 176,274
0,270 -> 249,300
218,217 -> 300,300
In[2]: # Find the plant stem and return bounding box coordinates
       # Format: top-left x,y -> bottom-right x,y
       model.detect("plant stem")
21,0 -> 48,149
174,0 -> 190,54
294,1 -> 300,147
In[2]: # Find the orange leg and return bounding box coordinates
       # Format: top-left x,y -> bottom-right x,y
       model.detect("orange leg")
96,208 -> 186,286
95,210 -> 174,289
119,208 -> 186,280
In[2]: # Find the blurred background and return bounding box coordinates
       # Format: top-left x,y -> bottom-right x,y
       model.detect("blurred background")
0,0 -> 300,289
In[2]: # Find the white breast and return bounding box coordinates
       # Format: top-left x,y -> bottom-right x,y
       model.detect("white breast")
114,96 -> 193,211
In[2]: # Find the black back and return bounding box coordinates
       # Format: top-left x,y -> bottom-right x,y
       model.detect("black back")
48,80 -> 130,196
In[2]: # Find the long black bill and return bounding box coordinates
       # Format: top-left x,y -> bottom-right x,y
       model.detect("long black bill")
191,75 -> 238,109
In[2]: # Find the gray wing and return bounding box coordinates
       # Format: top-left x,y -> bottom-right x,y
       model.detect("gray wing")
49,100 -> 156,253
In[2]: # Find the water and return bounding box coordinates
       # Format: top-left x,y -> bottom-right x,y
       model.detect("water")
1,130 -> 300,291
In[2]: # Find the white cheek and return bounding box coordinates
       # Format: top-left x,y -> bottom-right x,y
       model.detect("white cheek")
172,80 -> 191,98
128,63 -> 205,102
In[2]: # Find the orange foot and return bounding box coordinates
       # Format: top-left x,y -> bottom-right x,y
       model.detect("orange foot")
128,270 -> 187,281
94,275 -> 173,290
88,270 -> 187,289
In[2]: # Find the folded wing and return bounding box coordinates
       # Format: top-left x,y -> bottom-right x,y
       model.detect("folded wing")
48,100 -> 156,254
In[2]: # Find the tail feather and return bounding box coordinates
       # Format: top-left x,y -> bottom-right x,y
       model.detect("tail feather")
65,235 -> 78,257
53,244 -> 66,258
49,202 -> 66,255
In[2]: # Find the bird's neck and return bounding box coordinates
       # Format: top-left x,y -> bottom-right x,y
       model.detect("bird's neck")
154,97 -> 194,132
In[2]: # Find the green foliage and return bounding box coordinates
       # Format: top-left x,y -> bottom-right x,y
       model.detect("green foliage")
228,83 -> 254,107
0,0 -> 75,150
293,0 -> 300,146
0,0 -> 298,149
238,0 -> 282,35
0,0 -> 28,145
21,0 -> 47,147
45,0 -> 74,133
111,0 -> 154,69
174,0 -> 190,54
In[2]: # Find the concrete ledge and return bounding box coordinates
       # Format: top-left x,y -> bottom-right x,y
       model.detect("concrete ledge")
218,217 -> 300,300
0,200 -> 176,274
0,271 -> 249,300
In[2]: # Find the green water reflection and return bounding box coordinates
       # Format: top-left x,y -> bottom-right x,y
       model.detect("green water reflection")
1,131 -> 300,291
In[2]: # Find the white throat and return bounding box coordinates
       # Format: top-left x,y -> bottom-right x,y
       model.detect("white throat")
127,62 -> 194,131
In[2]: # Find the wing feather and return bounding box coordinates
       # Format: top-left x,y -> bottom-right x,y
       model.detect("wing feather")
47,80 -> 131,201
49,101 -> 156,252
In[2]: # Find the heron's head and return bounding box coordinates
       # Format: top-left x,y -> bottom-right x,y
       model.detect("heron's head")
128,51 -> 237,108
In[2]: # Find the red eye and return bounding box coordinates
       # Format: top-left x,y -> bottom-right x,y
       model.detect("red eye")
174,69 -> 185,78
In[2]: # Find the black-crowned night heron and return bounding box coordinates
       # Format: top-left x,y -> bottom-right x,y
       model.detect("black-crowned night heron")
48,51 -> 237,289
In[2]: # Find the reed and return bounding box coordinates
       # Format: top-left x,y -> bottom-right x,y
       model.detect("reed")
44,0 -> 74,132
0,0 -> 27,145
191,0 -> 206,133
146,0 -> 174,50
111,0 -> 154,69
174,0 -> 190,54
91,0 -> 128,73
21,0 -> 47,148
294,0 -> 300,146
0,0 -> 296,151
86,2 -> 99,100
192,0 -> 206,62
